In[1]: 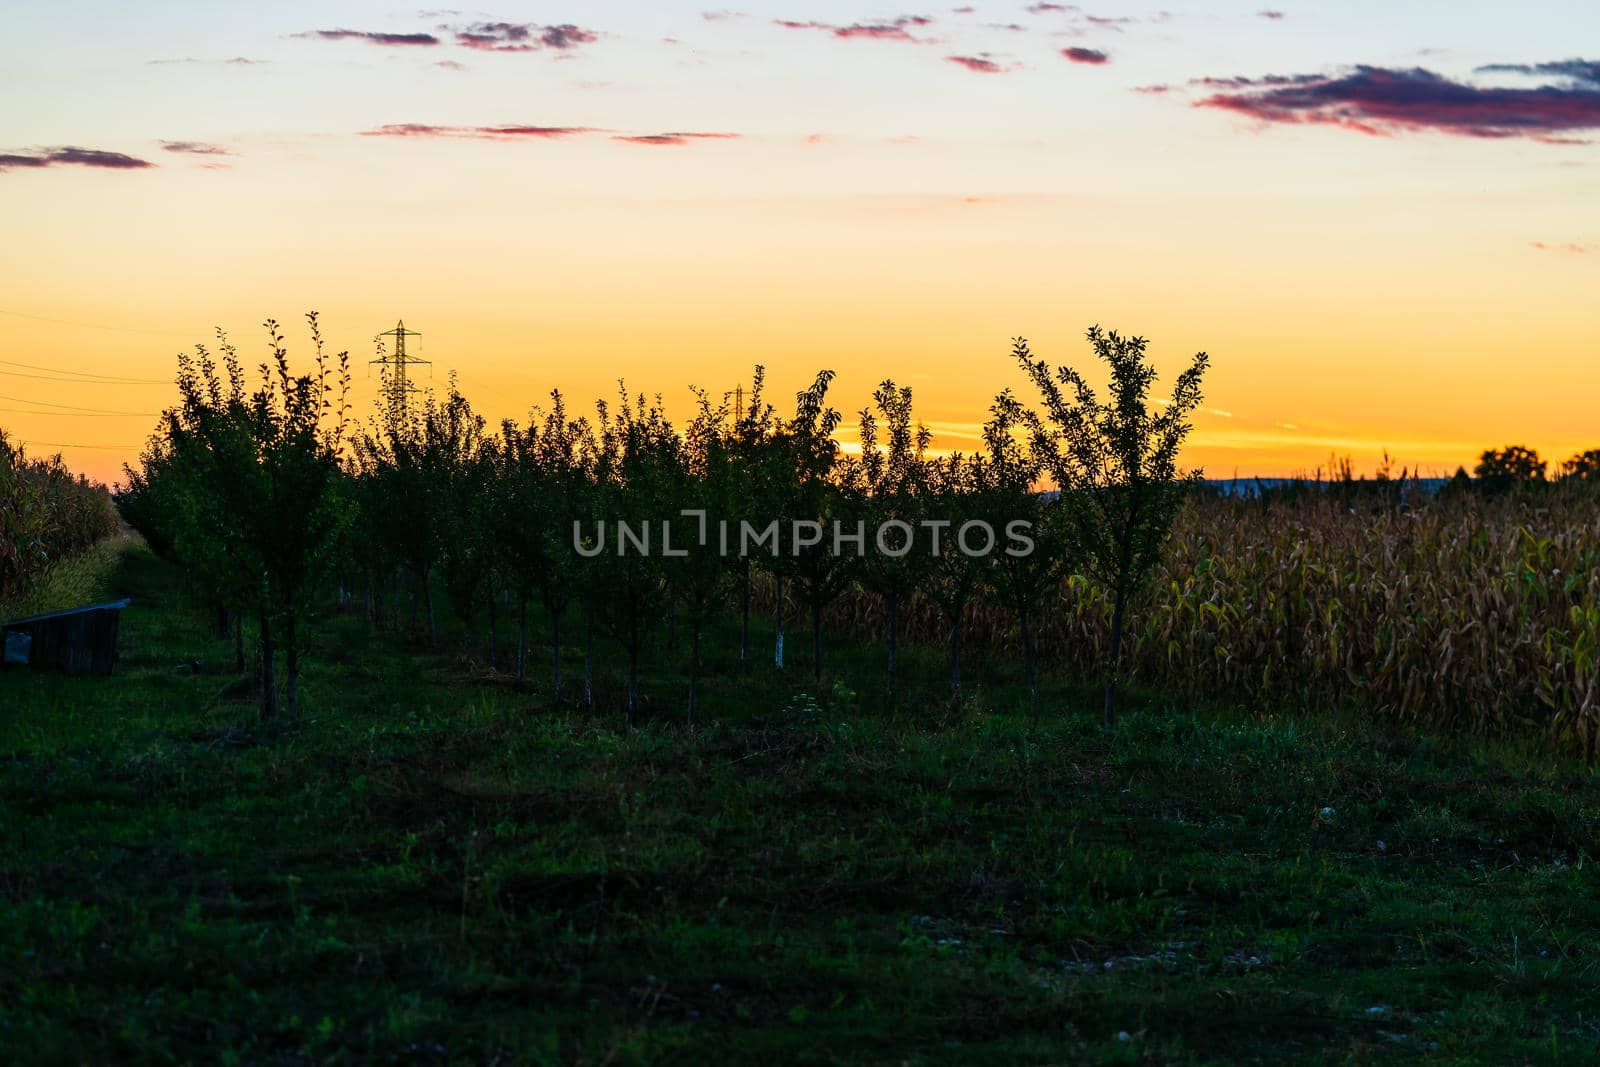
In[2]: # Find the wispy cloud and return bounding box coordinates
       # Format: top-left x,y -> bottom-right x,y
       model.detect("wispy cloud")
946,54 -> 1019,73
775,15 -> 935,43
1062,46 -> 1109,64
160,141 -> 231,156
1530,239 -> 1599,253
359,125 -> 741,147
451,22 -> 599,52
1196,63 -> 1600,141
295,28 -> 441,46
1082,14 -> 1136,31
480,125 -> 601,138
1024,4 -> 1142,40
1476,59 -> 1600,86
612,132 -> 742,146
360,124 -> 599,139
148,56 -> 268,66
1257,9 -> 1285,19
0,147 -> 155,172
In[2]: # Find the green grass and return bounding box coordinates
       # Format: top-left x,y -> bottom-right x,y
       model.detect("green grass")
4,542 -> 1600,1064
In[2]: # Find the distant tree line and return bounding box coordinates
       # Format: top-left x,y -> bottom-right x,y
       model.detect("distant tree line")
1211,443 -> 1600,513
117,316 -> 1210,727
1466,445 -> 1600,491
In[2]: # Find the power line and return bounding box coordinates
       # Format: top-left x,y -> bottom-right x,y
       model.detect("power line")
0,408 -> 155,418
1,369 -> 168,386
0,393 -> 158,415
0,307 -> 195,337
0,358 -> 168,384
14,439 -> 137,450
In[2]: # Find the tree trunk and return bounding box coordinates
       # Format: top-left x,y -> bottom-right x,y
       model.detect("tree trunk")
259,612 -> 278,722
551,605 -> 563,701
487,584 -> 499,669
285,610 -> 299,721
774,575 -> 785,669
1104,590 -> 1126,729
687,619 -> 702,727
626,642 -> 640,726
583,618 -> 594,711
886,592 -> 899,699
424,568 -> 437,647
739,559 -> 751,670
811,592 -> 823,683
232,611 -> 245,673
1020,608 -> 1038,727
517,593 -> 528,679
948,613 -> 963,701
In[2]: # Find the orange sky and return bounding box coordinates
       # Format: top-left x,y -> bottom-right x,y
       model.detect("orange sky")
2,1 -> 1597,483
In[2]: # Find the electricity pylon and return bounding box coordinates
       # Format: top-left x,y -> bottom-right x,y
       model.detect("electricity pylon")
371,320 -> 429,427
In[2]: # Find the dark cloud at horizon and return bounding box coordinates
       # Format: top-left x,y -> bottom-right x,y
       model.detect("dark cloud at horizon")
1195,64 -> 1600,141
0,147 -> 156,172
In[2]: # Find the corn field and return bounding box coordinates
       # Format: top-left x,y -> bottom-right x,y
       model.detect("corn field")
0,429 -> 120,605
818,489 -> 1600,753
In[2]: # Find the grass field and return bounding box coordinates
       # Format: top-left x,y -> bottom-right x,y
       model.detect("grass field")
5,540 -> 1600,1064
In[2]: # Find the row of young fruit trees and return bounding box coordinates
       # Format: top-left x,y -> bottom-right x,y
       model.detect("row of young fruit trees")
117,314 -> 1210,726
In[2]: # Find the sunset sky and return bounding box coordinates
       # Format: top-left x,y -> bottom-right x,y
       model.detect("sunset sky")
3,1 -> 1597,483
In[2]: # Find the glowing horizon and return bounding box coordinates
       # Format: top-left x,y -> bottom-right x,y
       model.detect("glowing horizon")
3,1 -> 1597,484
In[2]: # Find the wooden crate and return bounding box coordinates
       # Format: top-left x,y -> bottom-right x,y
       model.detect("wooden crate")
2,598 -> 131,675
